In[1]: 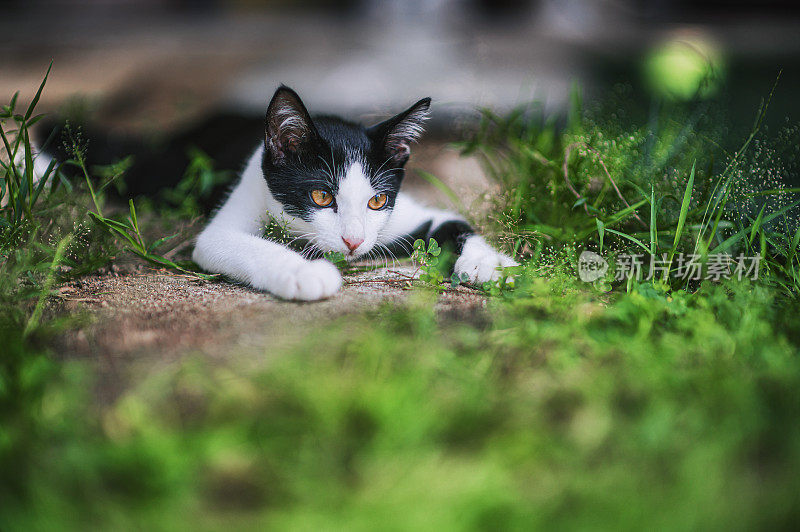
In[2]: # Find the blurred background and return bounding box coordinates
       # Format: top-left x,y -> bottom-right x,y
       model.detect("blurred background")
1,0 -> 798,205
1,0 -> 798,131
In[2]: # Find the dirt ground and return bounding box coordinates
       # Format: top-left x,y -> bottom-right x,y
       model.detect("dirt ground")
54,263 -> 491,401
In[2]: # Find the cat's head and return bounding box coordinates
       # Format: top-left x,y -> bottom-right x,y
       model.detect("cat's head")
261,85 -> 430,260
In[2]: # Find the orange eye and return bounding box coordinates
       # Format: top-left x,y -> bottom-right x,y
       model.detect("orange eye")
368,193 -> 388,210
311,190 -> 333,207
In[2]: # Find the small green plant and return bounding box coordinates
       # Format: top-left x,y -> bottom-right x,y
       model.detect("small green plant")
323,250 -> 348,271
161,146 -> 231,217
57,124 -> 215,279
412,237 -> 518,292
261,213 -> 293,244
87,199 -> 215,279
450,270 -> 471,288
412,238 -> 445,287
92,154 -> 134,196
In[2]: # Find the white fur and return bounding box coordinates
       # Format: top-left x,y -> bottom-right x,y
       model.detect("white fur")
454,235 -> 518,283
387,106 -> 430,149
310,161 -> 391,258
193,145 -> 517,300
1,142 -> 55,207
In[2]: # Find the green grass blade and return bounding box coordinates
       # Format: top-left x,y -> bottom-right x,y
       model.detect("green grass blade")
147,233 -> 178,254
87,211 -> 139,248
671,162 -> 695,256
30,158 -> 56,207
649,186 -> 657,255
23,128 -> 35,218
602,199 -> 650,227
23,61 -> 52,122
596,218 -> 605,253
604,227 -> 651,254
749,204 -> 767,247
6,91 -> 20,116
129,198 -> 139,230
790,227 -> 800,259
416,170 -> 465,213
24,233 -> 72,337
664,162 -> 695,281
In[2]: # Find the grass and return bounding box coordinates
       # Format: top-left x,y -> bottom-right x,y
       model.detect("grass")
460,82 -> 800,296
2,69 -> 800,530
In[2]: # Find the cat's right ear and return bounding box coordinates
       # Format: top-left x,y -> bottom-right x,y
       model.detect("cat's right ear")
367,97 -> 431,166
265,86 -> 318,162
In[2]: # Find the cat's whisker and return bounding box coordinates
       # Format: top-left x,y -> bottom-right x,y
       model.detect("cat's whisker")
286,232 -> 318,248
371,242 -> 400,273
286,231 -> 316,241
379,246 -> 395,272
383,245 -> 403,272
370,155 -> 394,183
378,231 -> 414,257
380,250 -> 392,272
316,154 -> 338,188
369,245 -> 388,272
302,236 -> 325,259
327,145 -> 341,187
371,168 -> 397,190
384,245 -> 401,268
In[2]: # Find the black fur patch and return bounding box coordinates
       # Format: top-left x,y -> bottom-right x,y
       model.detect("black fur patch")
261,116 -> 405,222
381,219 -> 474,259
429,220 -> 474,255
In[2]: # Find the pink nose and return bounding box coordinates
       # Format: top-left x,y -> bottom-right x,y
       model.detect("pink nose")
342,237 -> 364,252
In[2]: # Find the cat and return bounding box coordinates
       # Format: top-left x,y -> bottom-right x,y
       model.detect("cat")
192,86 -> 517,300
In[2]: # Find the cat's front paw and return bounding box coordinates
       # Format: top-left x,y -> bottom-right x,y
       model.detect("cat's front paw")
454,235 -> 518,284
260,259 -> 342,301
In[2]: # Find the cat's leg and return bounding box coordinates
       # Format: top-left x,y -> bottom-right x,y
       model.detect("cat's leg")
379,193 -> 517,283
193,229 -> 342,300
453,234 -> 518,283
192,150 -> 341,301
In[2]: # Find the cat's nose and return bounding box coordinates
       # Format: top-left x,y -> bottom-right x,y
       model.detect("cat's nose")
342,236 -> 364,252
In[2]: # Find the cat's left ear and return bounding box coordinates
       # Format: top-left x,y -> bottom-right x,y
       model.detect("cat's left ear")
368,97 -> 431,165
265,85 -> 318,162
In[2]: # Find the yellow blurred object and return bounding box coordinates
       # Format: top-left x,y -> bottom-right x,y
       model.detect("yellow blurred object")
644,32 -> 725,100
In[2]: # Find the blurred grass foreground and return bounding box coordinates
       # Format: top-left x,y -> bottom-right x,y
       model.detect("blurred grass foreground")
3,61 -> 800,531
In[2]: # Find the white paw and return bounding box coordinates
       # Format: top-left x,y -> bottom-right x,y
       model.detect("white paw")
258,259 -> 342,301
454,235 -> 518,284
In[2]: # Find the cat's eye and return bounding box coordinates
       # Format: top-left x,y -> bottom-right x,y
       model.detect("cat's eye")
368,193 -> 388,210
311,190 -> 333,207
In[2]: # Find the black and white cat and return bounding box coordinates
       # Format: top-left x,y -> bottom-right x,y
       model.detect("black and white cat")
192,86 -> 517,300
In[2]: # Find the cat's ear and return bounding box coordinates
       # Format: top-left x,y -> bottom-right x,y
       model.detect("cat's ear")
265,85 -> 318,161
368,97 -> 431,165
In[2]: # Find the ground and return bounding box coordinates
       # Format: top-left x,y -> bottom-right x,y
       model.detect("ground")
56,263 -> 491,402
